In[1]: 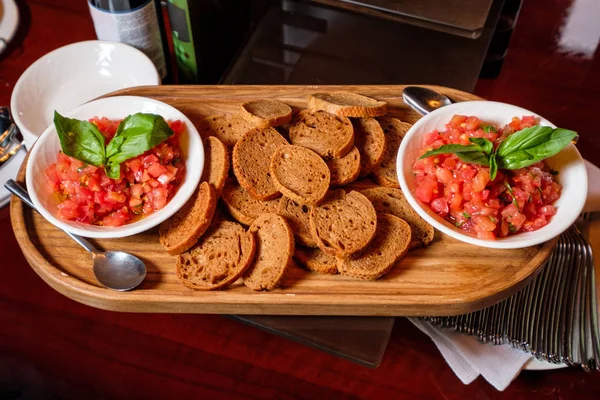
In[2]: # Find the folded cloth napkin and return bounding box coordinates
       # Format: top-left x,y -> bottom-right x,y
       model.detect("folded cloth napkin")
0,146 -> 27,208
409,318 -> 533,391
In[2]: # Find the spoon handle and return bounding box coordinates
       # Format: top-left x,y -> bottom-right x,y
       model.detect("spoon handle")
4,179 -> 100,254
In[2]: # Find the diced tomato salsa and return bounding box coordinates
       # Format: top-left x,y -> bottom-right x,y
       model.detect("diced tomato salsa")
413,115 -> 561,240
45,117 -> 186,227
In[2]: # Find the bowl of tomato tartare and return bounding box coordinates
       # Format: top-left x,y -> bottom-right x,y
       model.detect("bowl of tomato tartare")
397,100 -> 586,249
26,96 -> 204,238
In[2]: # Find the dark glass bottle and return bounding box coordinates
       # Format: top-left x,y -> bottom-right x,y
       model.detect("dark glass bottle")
88,0 -> 172,82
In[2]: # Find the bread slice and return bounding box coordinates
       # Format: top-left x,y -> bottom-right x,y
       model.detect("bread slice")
221,178 -> 279,225
270,145 -> 330,205
159,182 -> 217,255
176,220 -> 256,290
307,92 -> 387,117
294,246 -> 338,274
201,136 -> 230,195
243,213 -> 295,291
197,114 -> 256,147
338,213 -> 411,280
277,196 -> 318,247
232,127 -> 288,200
352,117 -> 385,176
309,190 -> 377,258
288,110 -> 354,159
326,146 -> 360,186
361,187 -> 435,249
239,100 -> 293,129
372,117 -> 412,188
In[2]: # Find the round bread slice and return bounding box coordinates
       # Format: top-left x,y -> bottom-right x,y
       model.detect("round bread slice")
232,127 -> 288,200
372,117 -> 412,188
338,213 -> 411,280
294,246 -> 338,274
176,220 -> 256,290
309,190 -> 377,258
361,187 -> 435,249
270,145 -> 330,205
288,110 -> 354,159
307,92 -> 387,117
221,178 -> 280,225
243,213 -> 295,291
326,146 -> 360,186
159,182 -> 217,255
201,136 -> 230,195
197,114 -> 256,147
352,117 -> 385,176
277,196 -> 318,247
239,99 -> 293,129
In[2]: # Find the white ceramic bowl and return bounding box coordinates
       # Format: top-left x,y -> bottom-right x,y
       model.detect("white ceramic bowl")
397,100 -> 587,249
26,96 -> 203,238
11,40 -> 160,148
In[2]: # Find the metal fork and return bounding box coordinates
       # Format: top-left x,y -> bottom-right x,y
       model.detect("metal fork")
420,213 -> 600,370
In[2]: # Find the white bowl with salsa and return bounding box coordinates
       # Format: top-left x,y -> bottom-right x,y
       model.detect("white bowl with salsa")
397,101 -> 586,249
26,96 -> 204,238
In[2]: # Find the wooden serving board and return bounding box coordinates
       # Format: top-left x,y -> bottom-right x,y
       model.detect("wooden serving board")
10,85 -> 557,316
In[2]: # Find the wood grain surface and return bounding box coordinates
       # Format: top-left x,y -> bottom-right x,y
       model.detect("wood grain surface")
10,85 -> 556,316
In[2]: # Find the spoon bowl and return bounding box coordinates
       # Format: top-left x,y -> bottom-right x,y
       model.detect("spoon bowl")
402,86 -> 453,115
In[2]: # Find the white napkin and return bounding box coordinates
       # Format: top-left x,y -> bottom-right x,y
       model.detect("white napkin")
409,318 -> 533,391
0,146 -> 26,208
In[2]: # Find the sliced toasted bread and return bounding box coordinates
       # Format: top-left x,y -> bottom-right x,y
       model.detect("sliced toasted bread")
197,114 -> 256,147
159,182 -> 217,255
352,117 -> 385,176
288,110 -> 354,159
309,190 -> 377,258
277,196 -> 318,248
270,145 -> 330,205
326,146 -> 360,186
201,136 -> 230,195
372,117 -> 412,188
361,187 -> 435,249
221,178 -> 279,225
338,213 -> 411,280
176,220 -> 256,290
294,246 -> 338,274
243,213 -> 295,291
307,92 -> 387,117
239,100 -> 293,129
232,127 -> 288,200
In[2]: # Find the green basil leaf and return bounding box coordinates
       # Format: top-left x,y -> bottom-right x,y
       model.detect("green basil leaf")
419,144 -> 482,159
53,111 -> 106,167
455,151 -> 489,166
483,125 -> 497,133
489,152 -> 498,180
469,137 -> 493,154
497,126 -> 554,157
105,161 -> 122,180
105,113 -> 174,174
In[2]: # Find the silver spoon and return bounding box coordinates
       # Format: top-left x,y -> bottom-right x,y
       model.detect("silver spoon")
402,86 -> 453,116
5,179 -> 146,291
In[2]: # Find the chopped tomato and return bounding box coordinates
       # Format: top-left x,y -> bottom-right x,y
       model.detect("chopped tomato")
413,115 -> 562,239
45,118 -> 186,226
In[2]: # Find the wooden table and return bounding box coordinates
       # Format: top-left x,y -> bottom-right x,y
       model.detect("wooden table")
1,0 -> 599,398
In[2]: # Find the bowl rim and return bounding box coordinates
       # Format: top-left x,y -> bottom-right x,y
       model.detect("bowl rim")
396,100 -> 587,249
10,40 -> 160,143
25,95 -> 203,238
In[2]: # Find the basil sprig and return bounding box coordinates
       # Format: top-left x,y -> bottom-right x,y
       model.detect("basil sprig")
419,125 -> 577,180
54,111 -> 175,179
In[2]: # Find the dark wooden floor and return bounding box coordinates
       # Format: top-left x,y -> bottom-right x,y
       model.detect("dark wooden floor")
1,0 -> 599,398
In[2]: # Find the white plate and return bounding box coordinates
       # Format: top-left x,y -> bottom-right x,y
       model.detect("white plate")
11,40 -> 160,148
397,101 -> 587,249
0,0 -> 19,55
26,96 -> 203,238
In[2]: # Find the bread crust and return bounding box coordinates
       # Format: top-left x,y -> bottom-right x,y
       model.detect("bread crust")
372,117 -> 412,188
307,92 -> 387,117
221,178 -> 280,225
239,99 -> 292,129
288,110 -> 354,159
201,136 -> 230,196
